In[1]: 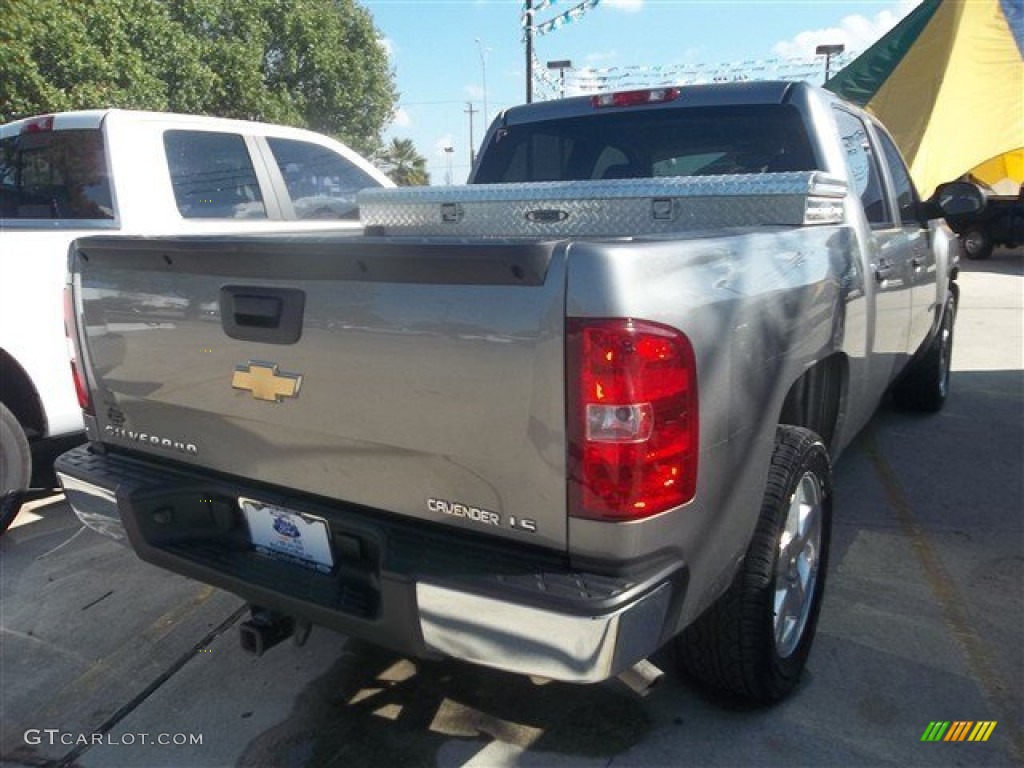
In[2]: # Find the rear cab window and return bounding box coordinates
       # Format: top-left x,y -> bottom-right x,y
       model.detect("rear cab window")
164,130 -> 267,219
473,105 -> 819,183
266,137 -> 382,220
0,125 -> 114,220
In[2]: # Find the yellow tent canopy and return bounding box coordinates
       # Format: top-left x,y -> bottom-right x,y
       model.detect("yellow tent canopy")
969,148 -> 1023,195
828,0 -> 1024,198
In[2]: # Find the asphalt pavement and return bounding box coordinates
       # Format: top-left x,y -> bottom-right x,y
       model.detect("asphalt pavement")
1,249 -> 1021,768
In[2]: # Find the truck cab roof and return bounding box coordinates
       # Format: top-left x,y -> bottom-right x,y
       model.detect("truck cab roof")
497,81 -> 826,126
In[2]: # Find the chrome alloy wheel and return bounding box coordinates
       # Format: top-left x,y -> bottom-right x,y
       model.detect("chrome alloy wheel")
937,306 -> 953,399
773,471 -> 823,658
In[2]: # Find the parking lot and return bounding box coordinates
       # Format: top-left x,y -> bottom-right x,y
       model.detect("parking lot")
1,250 -> 1021,768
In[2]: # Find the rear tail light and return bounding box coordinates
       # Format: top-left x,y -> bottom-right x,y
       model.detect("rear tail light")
64,286 -> 91,413
803,173 -> 848,225
567,318 -> 698,521
591,88 -> 680,109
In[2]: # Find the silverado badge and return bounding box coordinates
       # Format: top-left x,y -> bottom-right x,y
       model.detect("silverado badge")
232,361 -> 302,402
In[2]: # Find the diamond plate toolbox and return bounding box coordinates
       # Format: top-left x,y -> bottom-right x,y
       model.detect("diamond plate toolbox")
359,173 -> 846,238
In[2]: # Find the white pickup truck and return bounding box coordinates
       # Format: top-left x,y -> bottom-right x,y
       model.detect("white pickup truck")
0,109 -> 391,502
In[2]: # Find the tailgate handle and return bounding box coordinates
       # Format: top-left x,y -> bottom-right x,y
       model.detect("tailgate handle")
220,286 -> 305,345
233,294 -> 281,327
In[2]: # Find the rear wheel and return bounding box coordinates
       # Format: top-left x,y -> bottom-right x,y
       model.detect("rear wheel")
676,426 -> 832,703
1,403 -> 33,532
892,292 -> 956,413
961,227 -> 993,260
1,402 -> 32,496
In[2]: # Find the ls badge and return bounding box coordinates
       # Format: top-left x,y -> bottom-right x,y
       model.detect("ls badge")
232,361 -> 302,402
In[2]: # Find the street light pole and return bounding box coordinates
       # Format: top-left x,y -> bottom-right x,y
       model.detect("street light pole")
525,0 -> 533,103
815,43 -> 845,84
547,60 -> 572,99
444,146 -> 454,186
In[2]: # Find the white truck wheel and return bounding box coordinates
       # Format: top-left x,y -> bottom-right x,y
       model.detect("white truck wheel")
1,402 -> 32,496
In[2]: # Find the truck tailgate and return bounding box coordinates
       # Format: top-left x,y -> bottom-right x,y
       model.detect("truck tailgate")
71,235 -> 569,550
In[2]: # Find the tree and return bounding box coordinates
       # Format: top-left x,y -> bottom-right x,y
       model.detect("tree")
0,0 -> 397,152
0,0 -> 211,120
374,138 -> 430,186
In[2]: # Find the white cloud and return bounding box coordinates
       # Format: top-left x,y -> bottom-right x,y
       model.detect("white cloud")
378,37 -> 395,58
391,107 -> 411,129
772,1 -> 917,58
464,84 -> 485,100
603,0 -> 644,12
586,50 -> 619,64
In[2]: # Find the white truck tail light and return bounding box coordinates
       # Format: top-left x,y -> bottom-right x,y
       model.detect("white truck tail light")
567,318 -> 698,521
63,286 -> 91,412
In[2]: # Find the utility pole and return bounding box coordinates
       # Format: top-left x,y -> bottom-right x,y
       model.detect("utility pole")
475,38 -> 489,125
464,102 -> 478,167
525,0 -> 533,103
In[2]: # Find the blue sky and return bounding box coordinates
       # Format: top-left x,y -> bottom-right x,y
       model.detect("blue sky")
363,0 -> 917,183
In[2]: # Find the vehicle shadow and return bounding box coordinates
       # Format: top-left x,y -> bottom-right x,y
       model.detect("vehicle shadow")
830,365 -> 1024,574
236,640 -> 662,767
958,246 -> 1023,275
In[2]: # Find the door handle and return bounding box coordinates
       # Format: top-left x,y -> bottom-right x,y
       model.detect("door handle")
875,261 -> 895,283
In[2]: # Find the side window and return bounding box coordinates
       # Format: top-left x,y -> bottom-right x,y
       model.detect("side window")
477,130 -> 575,183
164,131 -> 266,219
833,109 -> 891,227
266,138 -> 381,220
876,129 -> 919,226
0,129 -> 113,220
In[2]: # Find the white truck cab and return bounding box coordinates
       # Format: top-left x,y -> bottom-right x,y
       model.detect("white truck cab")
0,109 -> 392,495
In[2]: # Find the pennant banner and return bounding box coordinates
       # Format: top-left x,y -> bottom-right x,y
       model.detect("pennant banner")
523,0 -> 602,36
531,53 -> 859,97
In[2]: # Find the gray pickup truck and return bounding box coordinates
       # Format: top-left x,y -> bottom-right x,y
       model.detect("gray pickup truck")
56,82 -> 977,703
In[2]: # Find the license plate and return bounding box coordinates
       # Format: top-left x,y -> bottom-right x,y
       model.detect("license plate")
240,497 -> 334,572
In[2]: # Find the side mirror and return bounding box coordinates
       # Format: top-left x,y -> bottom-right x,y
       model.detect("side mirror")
929,181 -> 987,219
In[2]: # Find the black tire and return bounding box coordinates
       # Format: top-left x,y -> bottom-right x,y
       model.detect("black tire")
1,402 -> 32,496
961,227 -> 993,260
892,292 -> 956,413
676,426 -> 832,703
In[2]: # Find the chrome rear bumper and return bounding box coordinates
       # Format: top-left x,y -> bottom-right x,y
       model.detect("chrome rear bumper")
417,580 -> 672,683
56,447 -> 678,684
57,471 -> 127,542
